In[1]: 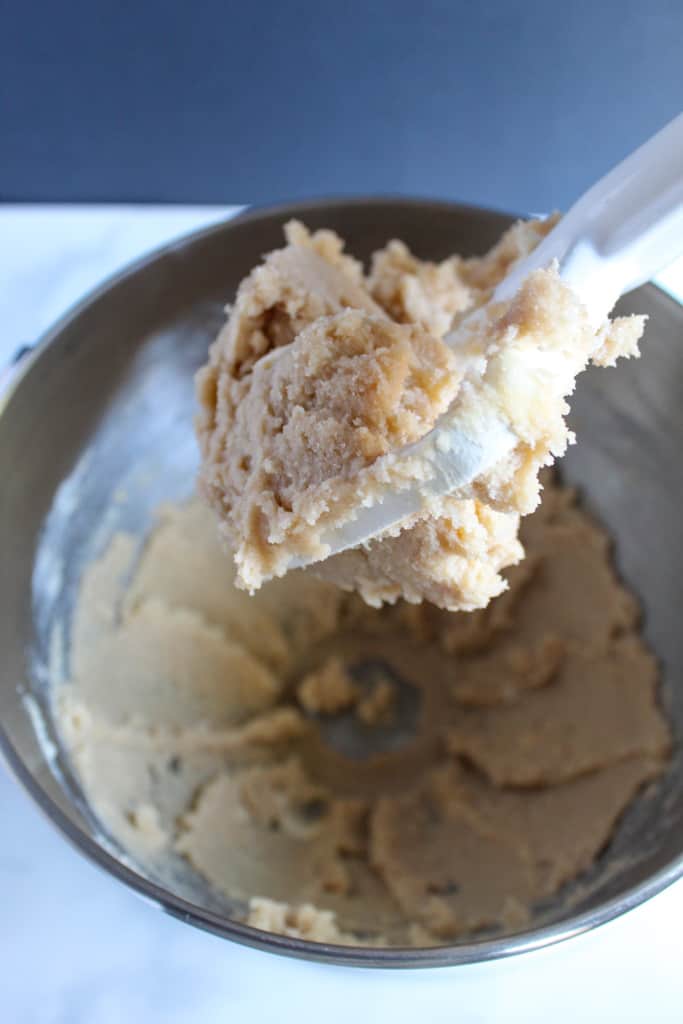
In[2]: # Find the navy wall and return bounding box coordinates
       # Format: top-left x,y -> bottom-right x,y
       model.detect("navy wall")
1,0 -> 681,212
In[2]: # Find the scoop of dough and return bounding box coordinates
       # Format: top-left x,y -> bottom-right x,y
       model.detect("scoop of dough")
196,220 -> 644,611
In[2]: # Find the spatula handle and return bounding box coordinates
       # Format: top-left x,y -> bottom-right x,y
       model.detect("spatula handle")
495,113 -> 683,325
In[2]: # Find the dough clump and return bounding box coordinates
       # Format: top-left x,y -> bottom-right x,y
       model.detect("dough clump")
196,219 -> 644,611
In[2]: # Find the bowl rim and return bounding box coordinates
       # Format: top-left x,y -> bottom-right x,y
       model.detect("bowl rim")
2,195 -> 682,969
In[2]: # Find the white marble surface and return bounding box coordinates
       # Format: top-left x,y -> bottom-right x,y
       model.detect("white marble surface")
1,205 -> 682,1023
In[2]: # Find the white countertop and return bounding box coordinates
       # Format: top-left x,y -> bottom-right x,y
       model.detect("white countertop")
1,205 -> 682,1023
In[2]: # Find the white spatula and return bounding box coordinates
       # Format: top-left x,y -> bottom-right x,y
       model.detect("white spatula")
292,113 -> 683,567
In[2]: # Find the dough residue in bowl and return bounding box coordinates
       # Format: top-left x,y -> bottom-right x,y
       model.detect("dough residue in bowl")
55,477 -> 670,947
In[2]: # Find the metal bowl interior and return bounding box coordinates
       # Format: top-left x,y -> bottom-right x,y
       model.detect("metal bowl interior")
1,198 -> 682,968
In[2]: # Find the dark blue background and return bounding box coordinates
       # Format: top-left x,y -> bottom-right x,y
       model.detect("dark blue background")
1,0 -> 681,211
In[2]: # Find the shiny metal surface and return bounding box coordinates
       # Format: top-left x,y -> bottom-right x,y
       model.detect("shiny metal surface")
0,198 -> 681,968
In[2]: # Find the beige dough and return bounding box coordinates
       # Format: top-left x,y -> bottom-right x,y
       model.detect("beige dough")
196,219 -> 644,611
56,477 -> 670,947
297,657 -> 359,716
245,898 -> 367,946
371,756 -> 663,938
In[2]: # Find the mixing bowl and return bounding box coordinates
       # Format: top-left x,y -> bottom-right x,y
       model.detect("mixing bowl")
1,199 -> 682,968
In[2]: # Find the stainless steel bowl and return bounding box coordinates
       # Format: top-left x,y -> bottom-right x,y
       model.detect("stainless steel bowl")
1,199 -> 682,968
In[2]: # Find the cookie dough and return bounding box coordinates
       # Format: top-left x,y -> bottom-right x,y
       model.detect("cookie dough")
196,220 -> 644,610
56,477 -> 670,947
